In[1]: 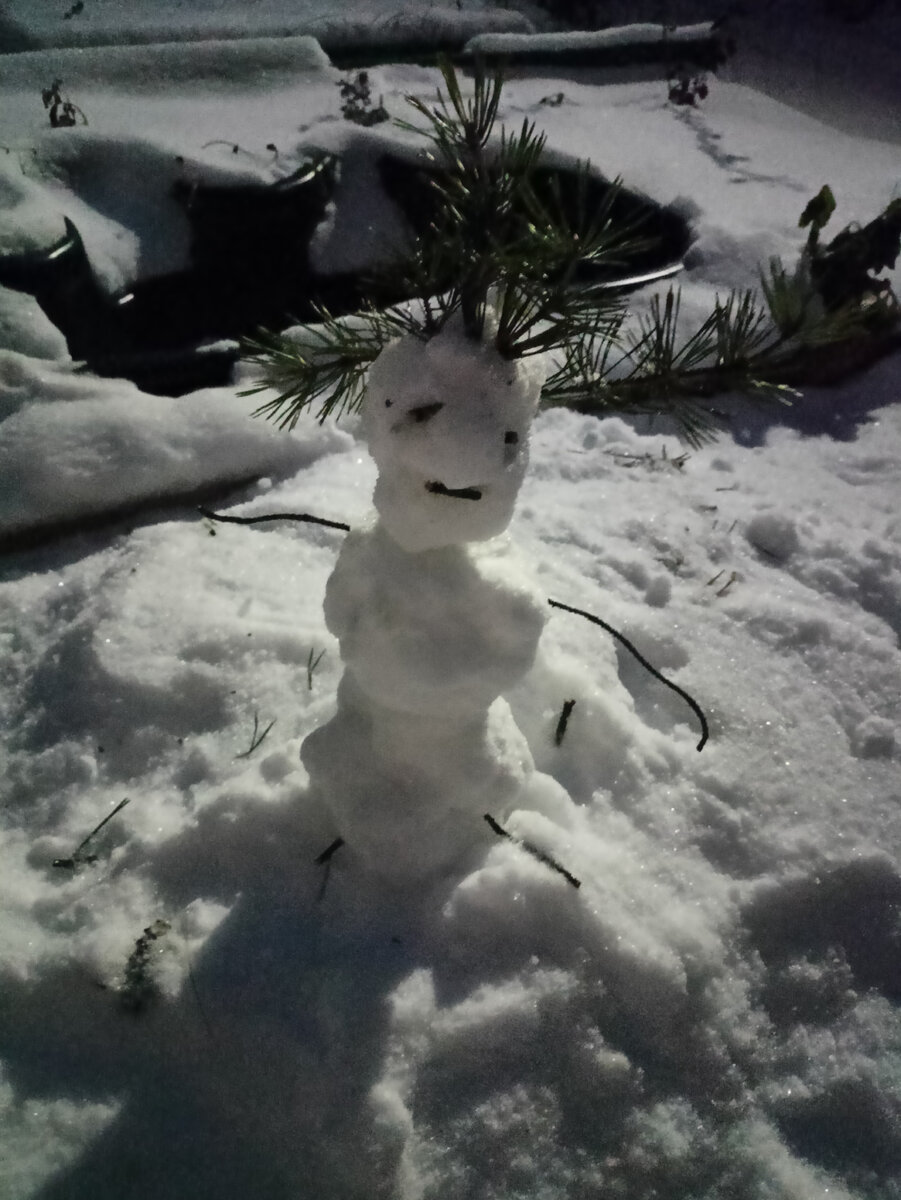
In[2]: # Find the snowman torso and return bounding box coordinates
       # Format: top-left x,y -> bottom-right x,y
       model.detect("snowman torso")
323,522 -> 547,719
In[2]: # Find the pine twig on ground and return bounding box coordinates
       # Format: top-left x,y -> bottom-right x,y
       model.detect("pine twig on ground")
198,506 -> 350,532
548,599 -> 709,751
484,813 -> 582,889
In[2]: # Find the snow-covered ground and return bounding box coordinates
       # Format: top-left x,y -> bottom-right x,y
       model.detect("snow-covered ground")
1,8 -> 900,1199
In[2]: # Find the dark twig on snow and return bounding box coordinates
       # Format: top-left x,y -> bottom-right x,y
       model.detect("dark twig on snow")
52,797 -> 130,869
198,506 -> 351,532
314,837 -> 345,904
547,598 -> 709,752
200,139 -> 248,156
307,647 -> 326,691
484,813 -> 581,889
236,712 -> 276,759
314,837 -> 345,866
554,699 -> 577,746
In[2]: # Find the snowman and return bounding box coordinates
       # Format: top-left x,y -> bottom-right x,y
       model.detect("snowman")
301,315 -> 571,881
244,61 -> 716,882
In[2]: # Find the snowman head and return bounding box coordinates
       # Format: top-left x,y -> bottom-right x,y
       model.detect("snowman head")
362,319 -> 544,552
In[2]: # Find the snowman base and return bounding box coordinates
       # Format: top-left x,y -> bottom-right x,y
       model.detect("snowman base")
303,680 -> 542,880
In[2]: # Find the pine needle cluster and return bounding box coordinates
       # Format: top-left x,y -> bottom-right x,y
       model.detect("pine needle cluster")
242,62 -> 896,446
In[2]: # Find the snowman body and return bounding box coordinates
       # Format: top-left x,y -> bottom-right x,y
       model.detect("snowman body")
302,322 -> 558,877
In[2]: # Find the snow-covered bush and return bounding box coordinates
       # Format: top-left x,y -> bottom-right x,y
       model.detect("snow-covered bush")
245,63 -> 879,444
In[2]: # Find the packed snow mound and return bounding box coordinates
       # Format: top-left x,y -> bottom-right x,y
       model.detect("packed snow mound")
465,19 -> 716,56
0,158 -> 68,257
310,5 -> 533,52
0,37 -> 330,89
0,287 -> 68,360
307,129 -> 414,278
0,353 -> 352,540
0,2 -> 532,52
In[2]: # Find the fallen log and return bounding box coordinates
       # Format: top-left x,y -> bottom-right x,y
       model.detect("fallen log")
463,21 -> 734,73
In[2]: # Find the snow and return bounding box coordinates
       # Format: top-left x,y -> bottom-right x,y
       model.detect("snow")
1,2 -> 532,52
465,20 -> 716,56
307,125 -> 417,276
1,8 -> 901,1200
0,36 -> 331,88
0,353 -> 352,542
0,286 -> 68,359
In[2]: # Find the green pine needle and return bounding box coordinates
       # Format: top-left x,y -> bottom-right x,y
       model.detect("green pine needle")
243,63 -> 899,444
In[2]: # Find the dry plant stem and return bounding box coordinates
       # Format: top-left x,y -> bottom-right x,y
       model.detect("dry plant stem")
198,506 -> 350,532
547,598 -> 710,751
119,920 -> 170,1013
554,699 -> 577,746
484,813 -> 582,889
52,797 -> 130,869
236,712 -> 276,759
314,837 -> 345,866
307,648 -> 326,690
314,837 -> 345,904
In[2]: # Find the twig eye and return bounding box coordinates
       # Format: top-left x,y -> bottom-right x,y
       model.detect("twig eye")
407,402 -> 444,423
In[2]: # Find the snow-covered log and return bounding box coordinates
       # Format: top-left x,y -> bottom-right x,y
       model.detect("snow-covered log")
463,21 -> 733,72
322,7 -> 534,69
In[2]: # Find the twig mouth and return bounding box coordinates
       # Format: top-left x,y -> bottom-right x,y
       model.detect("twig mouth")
425,481 -> 483,501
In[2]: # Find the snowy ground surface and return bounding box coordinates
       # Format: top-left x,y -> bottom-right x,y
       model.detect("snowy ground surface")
1,6 -> 901,1199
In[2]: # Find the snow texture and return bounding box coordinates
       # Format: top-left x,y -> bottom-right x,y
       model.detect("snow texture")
0,2 -> 531,51
465,20 -> 715,56
0,36 -> 330,88
1,9 -> 901,1200
0,353 -> 351,539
